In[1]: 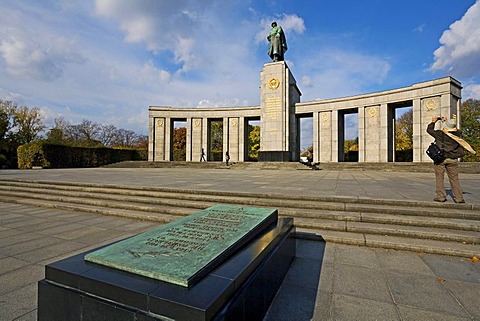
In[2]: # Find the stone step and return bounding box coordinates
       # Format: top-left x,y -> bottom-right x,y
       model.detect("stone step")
3,191 -> 477,250
1,180 -> 478,217
0,195 -> 184,223
104,160 -> 480,174
297,229 -> 480,258
1,179 -> 480,258
294,218 -> 480,243
1,186 -> 479,232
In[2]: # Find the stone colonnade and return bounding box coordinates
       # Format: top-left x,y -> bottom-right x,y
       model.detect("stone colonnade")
148,106 -> 261,163
149,64 -> 462,163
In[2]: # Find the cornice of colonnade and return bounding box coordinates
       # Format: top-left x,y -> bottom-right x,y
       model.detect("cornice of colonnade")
148,105 -> 261,118
294,76 -> 462,112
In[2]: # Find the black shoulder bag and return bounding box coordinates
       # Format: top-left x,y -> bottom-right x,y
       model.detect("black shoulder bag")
426,134 -> 445,165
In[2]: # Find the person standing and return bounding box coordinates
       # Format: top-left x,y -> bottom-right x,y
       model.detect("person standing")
426,116 -> 465,203
225,151 -> 230,166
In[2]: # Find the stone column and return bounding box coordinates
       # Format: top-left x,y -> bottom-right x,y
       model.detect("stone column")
331,111 -> 339,162
148,116 -> 154,161
186,118 -> 192,161
319,111 -> 333,162
228,117 -> 240,163
358,107 -> 365,162
259,61 -> 301,161
164,118 -> 172,161
238,117 -> 245,162
191,118 -> 203,162
363,106 -> 381,162
379,104 -> 389,162
153,117 -> 166,161
202,118 -> 208,160
312,112 -> 319,163
412,98 -> 422,162
223,117 -> 229,163
420,97 -> 441,162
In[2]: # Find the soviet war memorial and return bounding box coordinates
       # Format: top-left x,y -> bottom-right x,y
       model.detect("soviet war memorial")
1,2 -> 480,321
147,22 -> 465,165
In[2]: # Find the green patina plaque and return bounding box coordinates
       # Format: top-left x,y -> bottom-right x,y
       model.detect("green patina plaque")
84,205 -> 277,287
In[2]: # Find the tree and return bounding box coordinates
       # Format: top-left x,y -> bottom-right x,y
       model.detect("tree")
248,125 -> 260,160
77,119 -> 101,142
209,120 -> 223,161
12,106 -> 46,144
0,100 -> 16,139
0,100 -> 17,167
0,100 -> 46,167
172,127 -> 186,161
113,129 -> 138,147
460,99 -> 480,162
99,124 -> 119,147
395,109 -> 413,151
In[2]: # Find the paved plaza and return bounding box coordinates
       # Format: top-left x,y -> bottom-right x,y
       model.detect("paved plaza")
1,167 -> 480,320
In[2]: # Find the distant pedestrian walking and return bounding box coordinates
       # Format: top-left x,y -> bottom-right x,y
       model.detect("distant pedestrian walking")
200,148 -> 206,162
225,151 -> 230,166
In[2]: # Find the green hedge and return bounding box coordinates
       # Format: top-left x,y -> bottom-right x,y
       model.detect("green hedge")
18,142 -> 146,169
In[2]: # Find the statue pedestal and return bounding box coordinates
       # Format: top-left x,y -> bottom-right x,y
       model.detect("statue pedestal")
259,62 -> 301,162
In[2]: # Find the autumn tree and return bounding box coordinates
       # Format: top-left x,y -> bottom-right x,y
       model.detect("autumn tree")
46,118 -> 146,149
247,125 -> 260,161
395,109 -> 413,151
0,100 -> 45,167
395,109 -> 413,161
0,100 -> 17,167
0,100 -> 16,140
460,99 -> 480,162
209,120 -> 223,161
172,127 -> 186,161
112,129 -> 140,147
99,124 -> 119,147
12,106 -> 46,144
344,137 -> 358,162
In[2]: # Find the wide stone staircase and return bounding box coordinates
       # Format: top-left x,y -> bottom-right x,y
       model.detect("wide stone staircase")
0,179 -> 479,258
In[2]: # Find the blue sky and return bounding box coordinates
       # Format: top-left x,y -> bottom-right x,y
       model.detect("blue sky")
1,0 -> 479,138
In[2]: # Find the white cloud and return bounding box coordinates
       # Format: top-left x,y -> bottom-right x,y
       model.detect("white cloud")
137,61 -> 171,84
255,13 -> 306,44
94,0 -> 216,72
0,30 -> 85,81
296,49 -> 391,100
430,0 -> 480,77
301,75 -> 313,88
413,23 -> 426,33
0,0 -> 425,139
463,83 -> 480,100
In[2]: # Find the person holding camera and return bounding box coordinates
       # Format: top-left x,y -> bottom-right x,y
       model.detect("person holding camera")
426,116 -> 465,203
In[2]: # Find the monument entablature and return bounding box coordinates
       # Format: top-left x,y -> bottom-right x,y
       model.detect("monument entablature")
149,63 -> 462,164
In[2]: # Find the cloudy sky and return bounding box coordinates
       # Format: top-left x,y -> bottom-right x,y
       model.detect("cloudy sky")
0,0 -> 479,137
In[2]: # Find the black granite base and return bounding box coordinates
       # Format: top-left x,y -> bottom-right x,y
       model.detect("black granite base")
258,151 -> 291,162
38,218 -> 295,321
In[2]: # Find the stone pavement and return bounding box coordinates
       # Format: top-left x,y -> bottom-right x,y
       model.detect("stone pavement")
1,167 -> 480,320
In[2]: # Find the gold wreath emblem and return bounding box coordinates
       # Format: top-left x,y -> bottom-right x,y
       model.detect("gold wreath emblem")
368,107 -> 377,118
268,78 -> 280,90
156,119 -> 164,127
321,113 -> 329,122
231,119 -> 237,127
194,119 -> 200,127
425,99 -> 436,111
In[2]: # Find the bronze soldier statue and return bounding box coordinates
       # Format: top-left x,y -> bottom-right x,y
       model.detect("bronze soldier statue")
267,21 -> 287,62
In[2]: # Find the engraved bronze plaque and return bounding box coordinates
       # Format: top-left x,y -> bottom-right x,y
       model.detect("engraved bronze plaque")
84,205 -> 277,287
